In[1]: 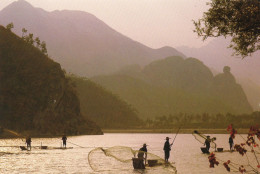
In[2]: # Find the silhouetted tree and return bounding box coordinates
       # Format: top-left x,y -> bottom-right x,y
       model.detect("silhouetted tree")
6,23 -> 14,31
194,0 -> 260,57
34,37 -> 41,48
22,28 -> 27,38
40,41 -> 47,55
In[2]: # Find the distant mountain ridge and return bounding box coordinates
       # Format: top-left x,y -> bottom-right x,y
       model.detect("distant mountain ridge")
177,37 -> 260,111
92,56 -> 252,119
0,0 -> 185,77
177,37 -> 260,85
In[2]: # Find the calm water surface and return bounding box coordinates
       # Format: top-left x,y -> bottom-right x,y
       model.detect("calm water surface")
0,133 -> 259,174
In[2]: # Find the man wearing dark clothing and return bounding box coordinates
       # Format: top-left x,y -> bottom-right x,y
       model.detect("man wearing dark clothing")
229,135 -> 234,151
136,143 -> 148,169
62,135 -> 67,148
164,137 -> 172,162
26,137 -> 32,150
204,136 -> 211,152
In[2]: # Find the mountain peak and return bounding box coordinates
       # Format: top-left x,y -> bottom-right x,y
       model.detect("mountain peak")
1,0 -> 35,13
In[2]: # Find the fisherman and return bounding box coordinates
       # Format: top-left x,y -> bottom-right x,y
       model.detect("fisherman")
163,137 -> 172,162
26,136 -> 32,150
229,135 -> 234,151
62,135 -> 67,148
136,143 -> 148,169
204,136 -> 211,152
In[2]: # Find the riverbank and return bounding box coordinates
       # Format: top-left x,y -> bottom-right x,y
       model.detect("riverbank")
0,130 -> 103,139
102,128 -> 250,134
1,128 -> 250,139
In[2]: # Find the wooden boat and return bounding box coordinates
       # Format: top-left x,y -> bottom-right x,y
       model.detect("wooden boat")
20,146 -> 30,151
40,146 -> 48,149
147,159 -> 158,167
52,147 -> 73,149
132,157 -> 145,169
200,147 -> 237,154
200,147 -> 209,154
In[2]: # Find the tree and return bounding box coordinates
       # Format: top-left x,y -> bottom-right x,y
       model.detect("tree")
194,0 -> 260,58
34,37 -> 41,48
6,23 -> 14,31
21,28 -> 48,55
40,41 -> 47,55
22,28 -> 27,38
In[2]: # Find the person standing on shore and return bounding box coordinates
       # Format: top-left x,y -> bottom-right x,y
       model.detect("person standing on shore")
62,135 -> 67,148
163,137 -> 172,162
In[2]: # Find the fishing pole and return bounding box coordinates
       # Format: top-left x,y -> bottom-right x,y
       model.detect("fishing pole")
3,128 -> 25,142
66,140 -> 84,148
171,126 -> 181,146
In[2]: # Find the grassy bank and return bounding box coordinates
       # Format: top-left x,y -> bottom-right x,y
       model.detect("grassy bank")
102,128 -> 250,134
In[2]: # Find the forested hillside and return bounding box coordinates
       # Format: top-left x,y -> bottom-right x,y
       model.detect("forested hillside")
70,75 -> 141,128
0,26 -> 102,136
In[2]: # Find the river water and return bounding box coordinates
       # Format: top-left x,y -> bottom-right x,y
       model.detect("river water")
0,133 -> 259,174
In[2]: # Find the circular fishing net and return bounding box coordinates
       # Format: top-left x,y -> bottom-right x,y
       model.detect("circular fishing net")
88,146 -> 177,173
192,130 -> 217,149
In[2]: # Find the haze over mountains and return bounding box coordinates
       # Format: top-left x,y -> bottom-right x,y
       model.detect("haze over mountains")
0,0 -> 184,77
0,0 -> 258,124
177,38 -> 260,85
177,38 -> 260,110
92,56 -> 252,119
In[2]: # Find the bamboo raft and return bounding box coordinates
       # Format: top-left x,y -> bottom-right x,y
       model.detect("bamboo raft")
17,146 -> 73,150
19,146 -> 73,150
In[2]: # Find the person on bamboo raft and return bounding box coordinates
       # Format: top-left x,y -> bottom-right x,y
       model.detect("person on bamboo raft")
204,136 -> 211,152
229,135 -> 234,151
163,137 -> 172,162
26,137 -> 32,150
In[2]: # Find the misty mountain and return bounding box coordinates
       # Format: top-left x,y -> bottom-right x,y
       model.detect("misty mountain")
0,26 -> 102,136
0,0 -> 185,77
92,56 -> 252,119
69,75 -> 142,128
177,37 -> 260,111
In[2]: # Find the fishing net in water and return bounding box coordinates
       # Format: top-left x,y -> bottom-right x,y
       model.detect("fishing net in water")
88,146 -> 177,173
192,130 -> 217,149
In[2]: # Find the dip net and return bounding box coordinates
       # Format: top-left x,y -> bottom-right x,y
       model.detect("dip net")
88,146 -> 177,173
192,130 -> 217,149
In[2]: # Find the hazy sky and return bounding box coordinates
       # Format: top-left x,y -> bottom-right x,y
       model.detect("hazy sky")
0,0 -> 211,48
